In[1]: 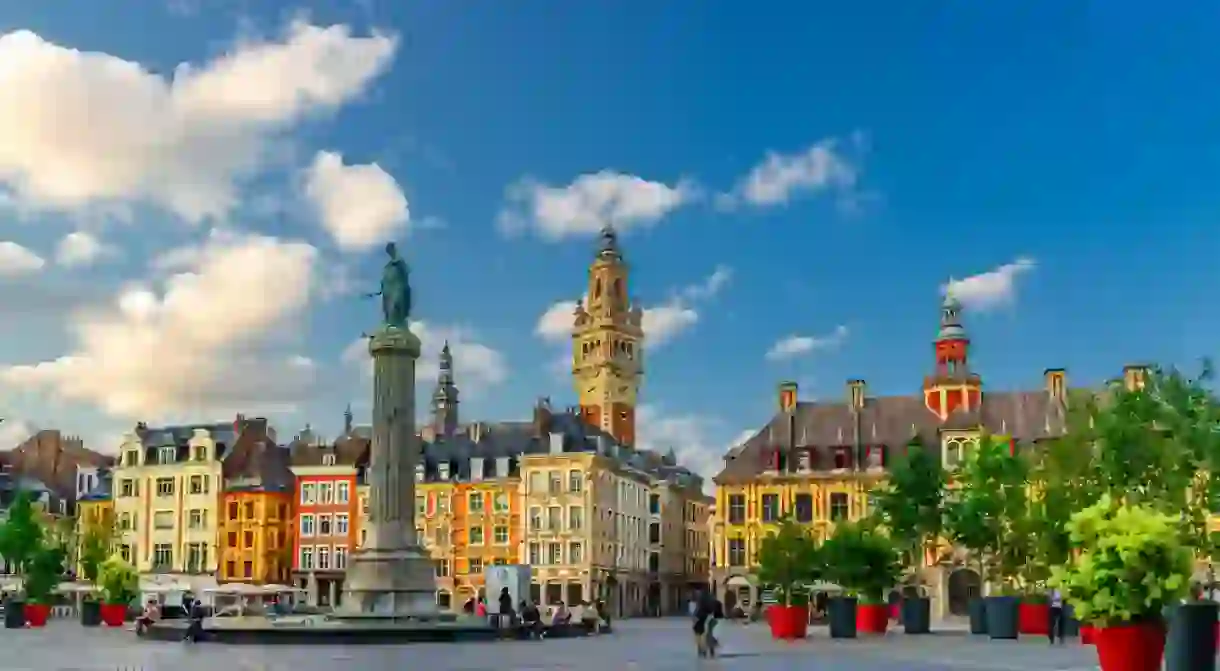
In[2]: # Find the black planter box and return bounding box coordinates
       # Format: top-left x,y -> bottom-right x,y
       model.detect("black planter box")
903,596 -> 931,634
1063,604 -> 1081,637
1166,601 -> 1218,671
968,598 -> 988,635
986,596 -> 1019,640
80,600 -> 101,627
828,596 -> 857,639
3,601 -> 24,629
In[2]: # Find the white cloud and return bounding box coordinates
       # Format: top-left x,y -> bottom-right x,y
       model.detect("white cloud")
498,170 -> 698,239
0,229 -> 320,419
0,21 -> 397,221
944,257 -> 1036,311
55,231 -> 118,267
0,241 -> 45,276
304,150 -> 410,251
0,418 -> 36,449
535,266 -> 730,349
765,325 -> 849,361
719,136 -> 860,209
343,320 -> 508,393
635,404 -> 745,493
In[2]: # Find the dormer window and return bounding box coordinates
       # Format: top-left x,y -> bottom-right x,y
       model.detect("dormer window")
192,445 -> 206,462
158,446 -> 176,465
322,454 -> 337,466
124,450 -> 139,467
867,445 -> 885,469
797,451 -> 811,472
832,447 -> 850,470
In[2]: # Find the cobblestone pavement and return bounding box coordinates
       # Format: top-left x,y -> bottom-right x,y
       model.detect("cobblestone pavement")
0,618 -> 1103,670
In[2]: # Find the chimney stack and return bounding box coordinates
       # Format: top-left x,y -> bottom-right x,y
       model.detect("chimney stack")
778,381 -> 798,412
847,379 -> 866,411
1122,364 -> 1149,392
1044,368 -> 1067,401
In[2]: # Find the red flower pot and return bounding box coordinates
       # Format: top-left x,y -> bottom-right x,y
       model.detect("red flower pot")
857,603 -> 889,634
99,603 -> 127,628
1018,601 -> 1049,635
24,603 -> 50,627
1081,625 -> 1096,644
767,605 -> 809,640
1094,621 -> 1166,671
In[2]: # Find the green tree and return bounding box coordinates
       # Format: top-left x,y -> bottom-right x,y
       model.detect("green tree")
820,520 -> 902,604
1026,418 -> 1101,585
23,542 -> 66,604
756,516 -> 822,606
945,435 -> 1030,592
0,492 -> 46,576
78,508 -> 117,583
869,439 -> 945,588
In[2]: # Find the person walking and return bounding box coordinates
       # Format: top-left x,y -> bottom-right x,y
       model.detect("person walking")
1047,587 -> 1065,645
693,589 -> 723,658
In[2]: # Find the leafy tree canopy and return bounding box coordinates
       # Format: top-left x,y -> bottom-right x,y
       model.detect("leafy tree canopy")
869,439 -> 945,581
756,516 -> 821,606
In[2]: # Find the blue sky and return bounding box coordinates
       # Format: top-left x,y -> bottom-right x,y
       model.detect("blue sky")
0,1 -> 1217,481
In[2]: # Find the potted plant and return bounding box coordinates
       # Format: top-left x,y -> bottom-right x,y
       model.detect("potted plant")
22,542 -> 66,627
869,439 -> 945,634
822,521 -> 902,636
948,435 -> 1030,640
0,493 -> 48,628
76,509 -> 116,627
97,555 -> 139,627
756,516 -> 820,640
1051,495 -> 1193,671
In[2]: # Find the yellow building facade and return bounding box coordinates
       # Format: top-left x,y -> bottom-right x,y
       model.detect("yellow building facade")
113,424 -> 230,574
711,294 -> 1152,618
218,489 -> 292,583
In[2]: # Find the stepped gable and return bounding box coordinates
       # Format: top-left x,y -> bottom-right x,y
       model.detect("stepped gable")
5,430 -> 113,501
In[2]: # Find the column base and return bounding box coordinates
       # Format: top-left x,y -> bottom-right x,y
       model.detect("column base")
339,546 -> 439,617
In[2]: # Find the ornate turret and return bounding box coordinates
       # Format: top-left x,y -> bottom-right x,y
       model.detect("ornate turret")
431,341 -> 459,437
924,291 -> 982,421
572,223 -> 643,446
343,403 -> 354,436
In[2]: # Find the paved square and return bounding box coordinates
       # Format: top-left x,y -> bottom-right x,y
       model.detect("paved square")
0,618 -> 1102,670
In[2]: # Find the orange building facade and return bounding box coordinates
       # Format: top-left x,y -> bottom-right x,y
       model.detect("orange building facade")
218,490 -> 293,583
289,434 -> 367,607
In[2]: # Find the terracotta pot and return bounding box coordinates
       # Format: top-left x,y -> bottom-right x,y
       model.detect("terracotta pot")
100,603 -> 127,628
24,603 -> 50,628
1019,601 -> 1050,635
1095,621 -> 1166,671
766,604 -> 809,640
857,603 -> 889,634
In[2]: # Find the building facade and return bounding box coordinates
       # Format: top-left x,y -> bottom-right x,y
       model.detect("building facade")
218,421 -> 294,584
710,293 -> 1149,618
289,421 -> 367,607
112,419 -> 245,576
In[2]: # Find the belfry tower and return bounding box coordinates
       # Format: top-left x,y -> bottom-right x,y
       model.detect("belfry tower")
571,225 -> 644,445
431,341 -> 459,437
923,292 -> 982,420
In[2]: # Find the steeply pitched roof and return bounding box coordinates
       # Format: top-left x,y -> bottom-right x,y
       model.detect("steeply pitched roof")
4,430 -> 114,501
222,419 -> 293,493
714,390 -> 1068,485
289,434 -> 369,468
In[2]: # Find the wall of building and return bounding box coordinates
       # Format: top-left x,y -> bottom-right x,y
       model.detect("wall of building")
292,470 -> 359,575
112,433 -> 222,574
219,491 -> 292,583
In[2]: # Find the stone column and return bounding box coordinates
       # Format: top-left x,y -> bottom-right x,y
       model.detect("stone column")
338,325 -> 440,618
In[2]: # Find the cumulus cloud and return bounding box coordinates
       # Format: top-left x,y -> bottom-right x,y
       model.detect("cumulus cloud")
303,150 -> 410,251
765,325 -> 849,362
55,231 -> 118,267
0,418 -> 36,449
498,170 -> 698,239
0,229 -> 320,419
0,241 -> 45,276
944,257 -> 1036,311
535,265 -> 731,350
719,135 -> 862,209
634,405 -> 747,493
342,320 -> 508,395
0,21 -> 397,221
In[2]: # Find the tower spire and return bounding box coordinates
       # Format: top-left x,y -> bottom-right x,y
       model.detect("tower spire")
343,403 -> 353,436
934,291 -> 970,376
431,341 -> 459,437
